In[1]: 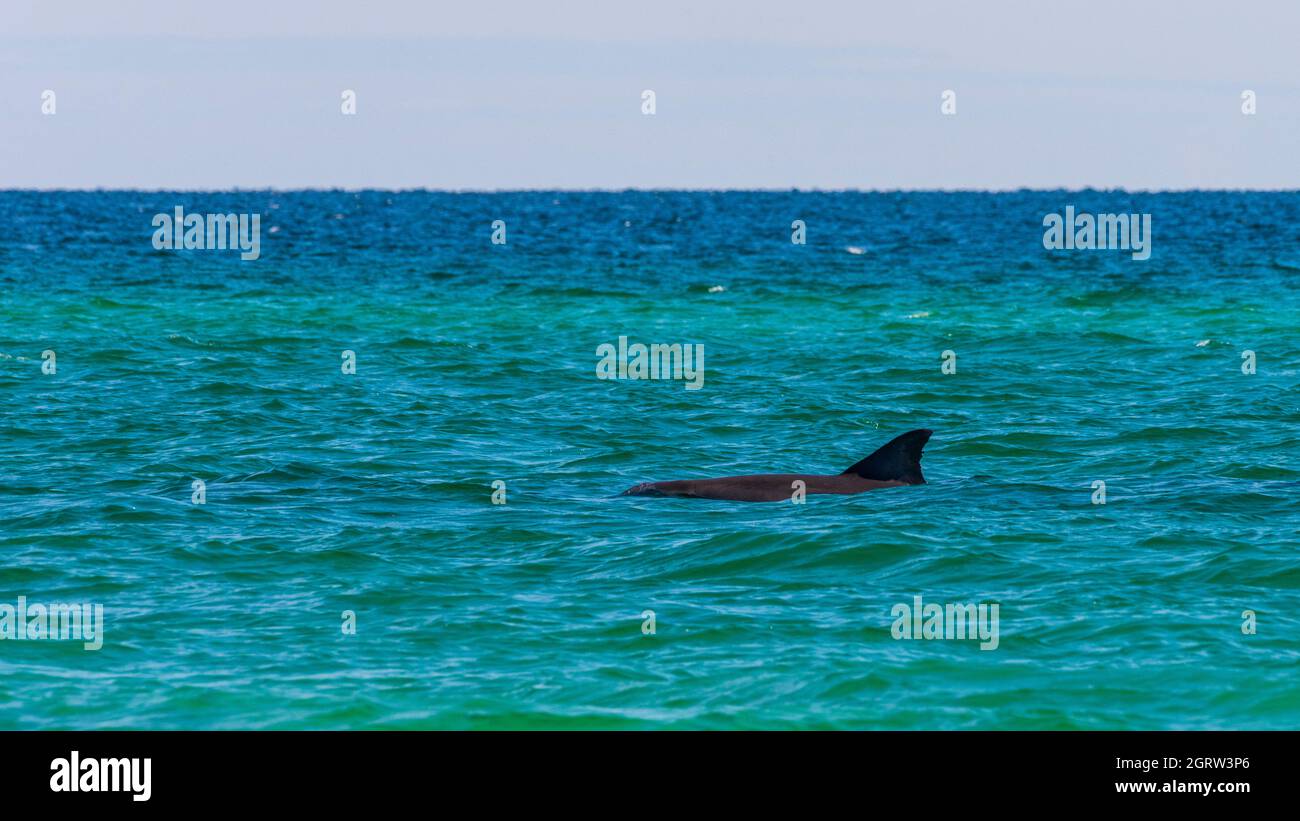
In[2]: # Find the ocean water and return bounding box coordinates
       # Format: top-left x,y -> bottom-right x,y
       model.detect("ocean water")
1,190 -> 1298,730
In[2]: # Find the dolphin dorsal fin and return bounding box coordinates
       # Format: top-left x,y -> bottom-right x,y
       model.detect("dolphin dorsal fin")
841,429 -> 932,484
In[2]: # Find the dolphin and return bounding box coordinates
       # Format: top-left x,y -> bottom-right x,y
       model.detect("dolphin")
621,429 -> 932,502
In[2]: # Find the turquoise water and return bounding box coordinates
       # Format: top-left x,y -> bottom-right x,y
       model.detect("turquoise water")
1,190 -> 1298,729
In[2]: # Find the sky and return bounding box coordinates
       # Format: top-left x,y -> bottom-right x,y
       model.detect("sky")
1,0 -> 1297,189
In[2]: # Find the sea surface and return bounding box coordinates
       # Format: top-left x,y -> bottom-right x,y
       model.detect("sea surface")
1,190 -> 1298,729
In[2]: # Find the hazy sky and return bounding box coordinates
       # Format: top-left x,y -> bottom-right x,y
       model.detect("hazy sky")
2,0 -> 1297,189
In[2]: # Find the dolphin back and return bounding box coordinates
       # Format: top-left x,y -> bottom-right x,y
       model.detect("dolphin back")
840,429 -> 932,484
